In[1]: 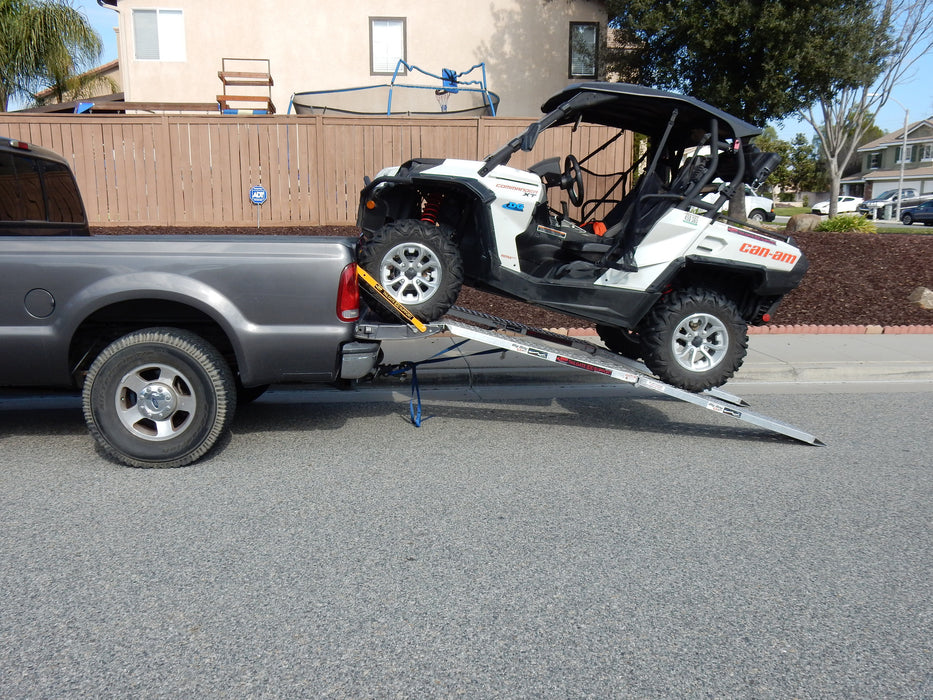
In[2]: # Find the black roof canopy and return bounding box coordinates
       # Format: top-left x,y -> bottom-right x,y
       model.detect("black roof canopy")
541,82 -> 762,146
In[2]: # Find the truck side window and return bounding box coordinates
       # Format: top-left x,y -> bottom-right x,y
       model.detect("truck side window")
0,151 -> 24,221
44,161 -> 85,224
15,154 -> 46,221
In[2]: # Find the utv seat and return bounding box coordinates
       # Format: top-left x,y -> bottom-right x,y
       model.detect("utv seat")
558,154 -> 711,273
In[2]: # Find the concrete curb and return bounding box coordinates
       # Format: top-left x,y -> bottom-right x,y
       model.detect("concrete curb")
383,326 -> 933,387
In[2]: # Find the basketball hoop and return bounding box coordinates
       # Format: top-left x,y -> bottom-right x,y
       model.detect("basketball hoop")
435,89 -> 450,112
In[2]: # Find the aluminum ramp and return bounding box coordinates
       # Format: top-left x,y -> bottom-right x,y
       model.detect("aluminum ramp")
355,269 -> 823,446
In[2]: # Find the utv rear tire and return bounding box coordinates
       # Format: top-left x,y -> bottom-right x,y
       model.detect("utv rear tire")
358,219 -> 463,322
82,328 -> 236,468
639,288 -> 748,392
596,324 -> 642,361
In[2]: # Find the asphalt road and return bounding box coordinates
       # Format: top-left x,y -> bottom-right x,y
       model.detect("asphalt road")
1,386 -> 931,697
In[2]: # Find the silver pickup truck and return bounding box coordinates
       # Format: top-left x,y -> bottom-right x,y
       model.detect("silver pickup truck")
1,137 -> 381,468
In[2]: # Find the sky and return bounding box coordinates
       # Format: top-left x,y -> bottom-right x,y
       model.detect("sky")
69,0 -> 933,140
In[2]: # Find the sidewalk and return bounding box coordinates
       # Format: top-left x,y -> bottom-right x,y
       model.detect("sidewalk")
377,331 -> 933,387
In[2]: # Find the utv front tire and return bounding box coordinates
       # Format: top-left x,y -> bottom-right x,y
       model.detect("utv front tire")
639,288 -> 748,392
358,219 -> 463,322
82,328 -> 236,468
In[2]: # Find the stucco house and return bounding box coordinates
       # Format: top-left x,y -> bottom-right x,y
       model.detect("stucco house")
844,117 -> 933,199
96,0 -> 608,117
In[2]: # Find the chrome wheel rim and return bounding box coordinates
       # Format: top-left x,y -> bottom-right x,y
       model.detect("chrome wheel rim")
380,242 -> 442,304
116,363 -> 197,441
672,313 -> 729,372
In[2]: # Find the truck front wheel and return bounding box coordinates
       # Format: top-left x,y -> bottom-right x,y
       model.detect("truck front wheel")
639,288 -> 748,391
82,328 -> 236,468
358,219 -> 463,322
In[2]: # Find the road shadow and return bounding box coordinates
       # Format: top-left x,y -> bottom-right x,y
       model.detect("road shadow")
0,386 -> 806,452
234,388 -> 801,446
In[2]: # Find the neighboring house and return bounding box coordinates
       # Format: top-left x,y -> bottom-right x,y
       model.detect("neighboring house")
844,117 -> 933,199
97,0 -> 607,117
32,59 -> 122,106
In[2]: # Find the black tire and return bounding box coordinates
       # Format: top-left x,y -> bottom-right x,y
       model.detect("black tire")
748,209 -> 767,223
596,324 -> 642,361
82,328 -> 236,468
639,288 -> 748,392
358,219 -> 463,322
901,213 -> 913,225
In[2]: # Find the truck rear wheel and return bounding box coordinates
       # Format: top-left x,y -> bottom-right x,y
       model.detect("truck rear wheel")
639,288 -> 748,391
82,328 -> 236,468
358,219 -> 463,322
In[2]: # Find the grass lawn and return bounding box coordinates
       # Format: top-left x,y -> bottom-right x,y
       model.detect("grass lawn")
878,225 -> 932,234
775,206 -> 811,216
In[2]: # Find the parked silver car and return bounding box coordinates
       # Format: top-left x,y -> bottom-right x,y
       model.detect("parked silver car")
857,188 -> 918,218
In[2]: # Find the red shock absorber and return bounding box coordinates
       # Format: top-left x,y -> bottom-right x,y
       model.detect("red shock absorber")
421,193 -> 443,226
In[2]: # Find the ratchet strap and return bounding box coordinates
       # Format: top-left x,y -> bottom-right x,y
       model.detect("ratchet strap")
382,339 -> 503,426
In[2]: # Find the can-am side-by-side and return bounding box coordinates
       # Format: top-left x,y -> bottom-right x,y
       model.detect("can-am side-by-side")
357,82 -> 808,391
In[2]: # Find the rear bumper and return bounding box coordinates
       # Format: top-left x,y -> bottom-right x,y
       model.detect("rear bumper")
339,340 -> 382,379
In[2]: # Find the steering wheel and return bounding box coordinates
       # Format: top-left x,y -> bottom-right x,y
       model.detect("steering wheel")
560,155 -> 584,207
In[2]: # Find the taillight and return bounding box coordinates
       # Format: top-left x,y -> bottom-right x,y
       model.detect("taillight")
337,263 -> 360,322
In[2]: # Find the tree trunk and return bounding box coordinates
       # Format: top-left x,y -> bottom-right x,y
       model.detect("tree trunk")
827,160 -> 843,218
728,188 -> 747,222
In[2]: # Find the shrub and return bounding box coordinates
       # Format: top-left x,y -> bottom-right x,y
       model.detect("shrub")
815,214 -> 878,233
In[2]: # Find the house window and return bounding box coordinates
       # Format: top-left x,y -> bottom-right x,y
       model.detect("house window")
133,9 -> 185,62
569,22 -> 598,78
868,152 -> 881,169
921,144 -> 933,162
895,144 -> 914,164
370,18 -> 406,75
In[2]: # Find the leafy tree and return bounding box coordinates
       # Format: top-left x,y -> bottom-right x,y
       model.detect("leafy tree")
752,126 -> 792,192
0,0 -> 102,111
602,0 -> 885,218
787,134 -> 827,193
798,0 -> 933,216
605,0 -> 885,124
752,128 -> 827,196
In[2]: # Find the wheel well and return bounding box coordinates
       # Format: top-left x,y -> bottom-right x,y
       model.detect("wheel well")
363,182 -> 483,230
69,299 -> 237,384
362,181 -> 496,279
669,263 -> 776,323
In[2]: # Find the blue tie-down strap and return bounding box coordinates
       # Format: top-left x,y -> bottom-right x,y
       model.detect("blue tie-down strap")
383,340 -> 503,426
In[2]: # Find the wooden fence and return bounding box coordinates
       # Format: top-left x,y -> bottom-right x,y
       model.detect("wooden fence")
0,114 -> 633,227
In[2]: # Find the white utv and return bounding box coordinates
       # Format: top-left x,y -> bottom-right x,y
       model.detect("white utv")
357,83 -> 808,391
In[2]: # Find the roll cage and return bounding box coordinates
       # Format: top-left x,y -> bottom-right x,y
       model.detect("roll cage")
480,82 -> 779,228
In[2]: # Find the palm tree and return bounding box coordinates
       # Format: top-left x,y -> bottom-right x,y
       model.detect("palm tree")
0,0 -> 102,111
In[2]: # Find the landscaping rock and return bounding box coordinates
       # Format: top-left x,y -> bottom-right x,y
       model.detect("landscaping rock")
785,213 -> 822,233
908,286 -> 933,310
